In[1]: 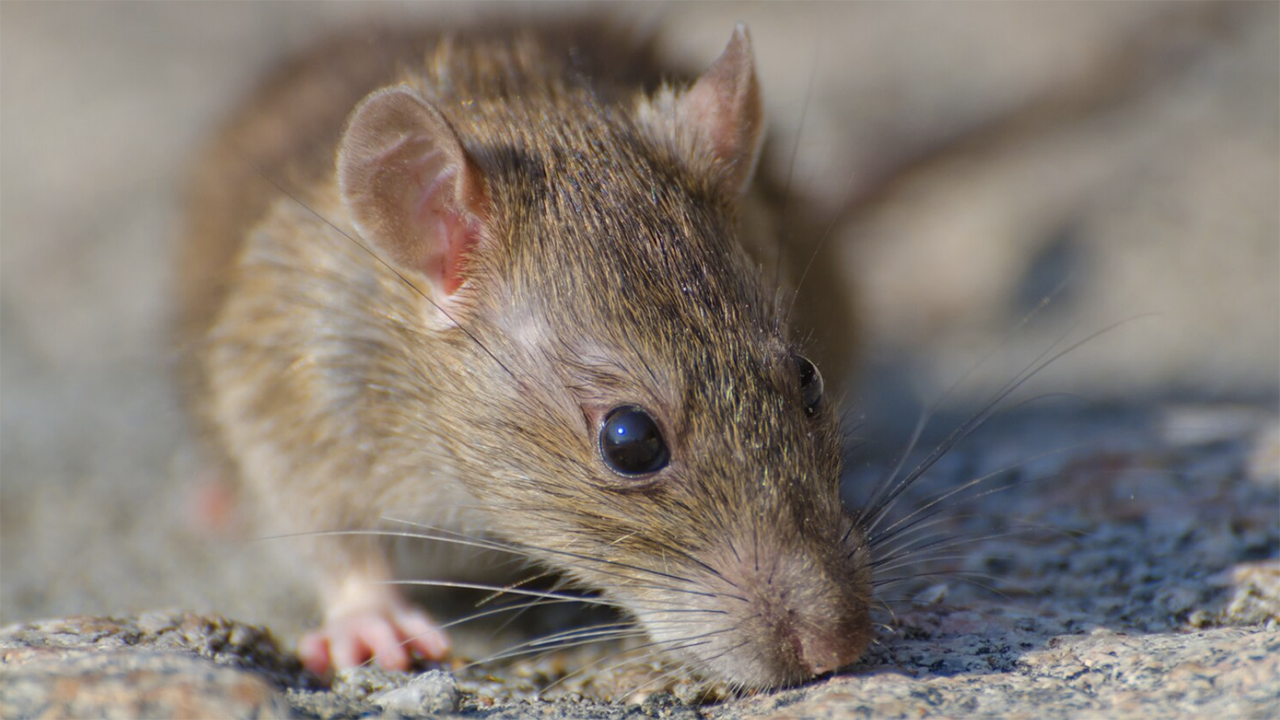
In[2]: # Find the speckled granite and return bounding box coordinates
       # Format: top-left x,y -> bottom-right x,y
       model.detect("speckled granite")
3,411 -> 1276,718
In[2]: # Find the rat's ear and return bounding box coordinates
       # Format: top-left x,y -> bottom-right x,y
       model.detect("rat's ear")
338,85 -> 488,306
639,24 -> 763,196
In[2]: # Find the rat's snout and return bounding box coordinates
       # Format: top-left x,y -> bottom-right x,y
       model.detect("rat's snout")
649,531 -> 873,688
790,607 -> 869,676
737,547 -> 872,685
769,568 -> 872,681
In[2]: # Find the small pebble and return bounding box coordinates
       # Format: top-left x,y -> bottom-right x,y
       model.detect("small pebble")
369,670 -> 459,715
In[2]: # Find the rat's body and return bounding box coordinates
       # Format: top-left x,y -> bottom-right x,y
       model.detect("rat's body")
181,21 -> 869,690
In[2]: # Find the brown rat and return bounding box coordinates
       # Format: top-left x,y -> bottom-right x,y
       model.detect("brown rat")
179,20 -> 868,690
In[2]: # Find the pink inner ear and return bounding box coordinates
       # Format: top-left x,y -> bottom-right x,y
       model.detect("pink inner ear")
670,25 -> 762,196
407,159 -> 482,297
439,209 -> 478,295
339,84 -> 488,301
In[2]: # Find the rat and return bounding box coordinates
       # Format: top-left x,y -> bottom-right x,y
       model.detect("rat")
178,19 -> 870,690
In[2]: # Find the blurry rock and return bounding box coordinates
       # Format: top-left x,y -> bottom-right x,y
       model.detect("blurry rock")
0,613 -> 301,719
1247,419 -> 1280,486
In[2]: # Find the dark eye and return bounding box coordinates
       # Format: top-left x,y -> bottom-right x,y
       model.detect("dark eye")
796,355 -> 823,417
600,406 -> 669,476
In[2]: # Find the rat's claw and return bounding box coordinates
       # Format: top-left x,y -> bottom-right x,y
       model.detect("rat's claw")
298,605 -> 450,676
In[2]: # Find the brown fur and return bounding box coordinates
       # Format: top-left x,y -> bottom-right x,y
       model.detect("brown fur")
180,19 -> 867,689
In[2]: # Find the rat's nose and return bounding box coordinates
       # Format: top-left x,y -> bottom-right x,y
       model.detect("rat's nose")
794,618 -> 866,676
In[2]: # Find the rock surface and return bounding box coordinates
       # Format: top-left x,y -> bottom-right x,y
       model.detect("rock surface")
0,613 -> 301,719
3,413 -> 1276,718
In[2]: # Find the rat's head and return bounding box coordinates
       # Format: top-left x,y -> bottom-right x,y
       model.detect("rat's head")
336,26 -> 872,689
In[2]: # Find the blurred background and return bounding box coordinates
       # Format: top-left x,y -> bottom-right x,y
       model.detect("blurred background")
2,1 -> 1276,640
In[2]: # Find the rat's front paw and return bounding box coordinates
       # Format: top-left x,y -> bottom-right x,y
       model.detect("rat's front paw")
298,604 -> 450,676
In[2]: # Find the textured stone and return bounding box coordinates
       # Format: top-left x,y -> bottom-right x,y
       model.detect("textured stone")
1,645 -> 294,720
370,670 -> 458,715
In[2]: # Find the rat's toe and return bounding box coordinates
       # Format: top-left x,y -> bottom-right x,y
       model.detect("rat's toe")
298,630 -> 333,677
399,608 -> 451,659
300,605 -> 450,674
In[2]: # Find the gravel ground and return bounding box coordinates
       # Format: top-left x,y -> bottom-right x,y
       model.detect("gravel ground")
2,2 -> 1277,719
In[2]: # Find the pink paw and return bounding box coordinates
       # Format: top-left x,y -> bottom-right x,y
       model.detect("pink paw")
298,605 -> 450,676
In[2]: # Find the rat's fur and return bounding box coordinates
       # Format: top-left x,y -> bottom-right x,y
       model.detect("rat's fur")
181,21 -> 867,689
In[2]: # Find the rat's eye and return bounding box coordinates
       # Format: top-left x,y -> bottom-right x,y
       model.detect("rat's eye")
600,406 -> 669,476
796,355 -> 823,417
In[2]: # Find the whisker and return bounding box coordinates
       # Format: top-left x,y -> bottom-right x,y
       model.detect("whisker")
472,634 -> 656,675
874,550 -> 988,576
469,623 -> 648,667
875,568 -> 1013,602
854,410 -> 931,528
386,576 -> 718,618
473,569 -> 559,609
382,519 -> 707,588
788,167 -> 859,321
613,637 -> 725,697
435,596 -> 585,631
289,524 -> 714,604
867,441 -> 1089,549
381,578 -> 619,607
486,573 -> 573,636
872,569 -> 1007,594
870,520 -> 1004,566
534,629 -> 722,697
853,285 -> 1108,530
859,318 -> 1144,538
635,636 -> 747,696
626,659 -> 696,699
772,33 -> 821,296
